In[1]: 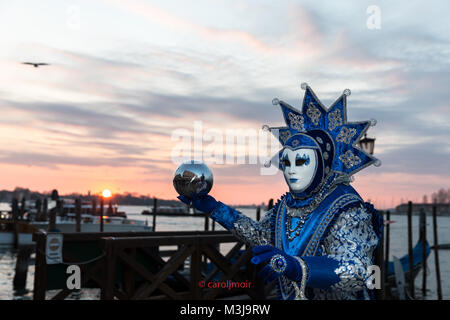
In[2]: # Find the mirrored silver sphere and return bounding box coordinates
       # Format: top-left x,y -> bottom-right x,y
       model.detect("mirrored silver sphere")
173,160 -> 213,197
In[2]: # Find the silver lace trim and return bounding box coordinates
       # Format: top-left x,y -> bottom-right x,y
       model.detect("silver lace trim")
288,173 -> 351,217
292,257 -> 308,300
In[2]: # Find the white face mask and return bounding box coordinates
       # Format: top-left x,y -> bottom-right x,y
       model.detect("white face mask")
281,148 -> 317,192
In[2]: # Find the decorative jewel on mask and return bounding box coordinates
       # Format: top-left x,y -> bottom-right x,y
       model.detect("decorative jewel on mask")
270,254 -> 287,274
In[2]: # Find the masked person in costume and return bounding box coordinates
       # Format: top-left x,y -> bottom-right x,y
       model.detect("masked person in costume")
178,84 -> 383,300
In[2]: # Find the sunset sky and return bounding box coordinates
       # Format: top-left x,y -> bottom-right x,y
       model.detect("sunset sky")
0,0 -> 449,208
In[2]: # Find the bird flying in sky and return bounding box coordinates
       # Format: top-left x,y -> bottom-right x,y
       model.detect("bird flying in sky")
22,62 -> 50,68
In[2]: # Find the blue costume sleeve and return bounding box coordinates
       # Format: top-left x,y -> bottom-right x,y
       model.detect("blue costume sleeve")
210,201 -> 275,246
298,205 -> 380,294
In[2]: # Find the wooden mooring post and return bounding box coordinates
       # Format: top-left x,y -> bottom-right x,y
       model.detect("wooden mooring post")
35,199 -> 42,221
100,197 -> 104,232
204,214 -> 209,231
75,198 -> 81,232
267,199 -> 274,211
92,198 -> 97,215
407,201 -> 414,299
256,206 -> 261,221
152,198 -> 157,232
384,210 -> 390,284
42,198 -> 48,222
12,198 -> 19,249
419,208 -> 427,297
432,204 -> 443,300
13,245 -> 34,292
20,197 -> 26,220
49,202 -> 57,231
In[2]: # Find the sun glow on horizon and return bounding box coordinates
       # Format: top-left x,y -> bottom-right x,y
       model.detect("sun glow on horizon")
102,189 -> 112,198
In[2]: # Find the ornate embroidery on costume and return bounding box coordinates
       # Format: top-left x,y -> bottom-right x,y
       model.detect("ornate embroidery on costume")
279,130 -> 291,143
328,109 -> 343,131
232,209 -> 273,246
306,102 -> 321,126
288,112 -> 305,131
336,127 -> 357,144
339,150 -> 361,169
311,206 -> 379,300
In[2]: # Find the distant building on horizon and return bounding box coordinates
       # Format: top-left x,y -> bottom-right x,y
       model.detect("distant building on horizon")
395,203 -> 450,216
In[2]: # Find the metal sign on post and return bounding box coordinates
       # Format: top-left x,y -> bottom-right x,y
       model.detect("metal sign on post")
46,233 -> 63,264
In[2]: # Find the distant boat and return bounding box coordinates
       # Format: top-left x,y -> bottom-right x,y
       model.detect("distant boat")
142,205 -> 190,215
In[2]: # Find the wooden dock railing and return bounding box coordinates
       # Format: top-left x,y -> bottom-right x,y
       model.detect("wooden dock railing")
33,230 -> 272,300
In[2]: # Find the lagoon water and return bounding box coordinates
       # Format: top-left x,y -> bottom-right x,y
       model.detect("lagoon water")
0,205 -> 449,300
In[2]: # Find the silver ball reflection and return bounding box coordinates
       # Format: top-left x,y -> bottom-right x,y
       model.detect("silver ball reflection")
173,160 -> 213,197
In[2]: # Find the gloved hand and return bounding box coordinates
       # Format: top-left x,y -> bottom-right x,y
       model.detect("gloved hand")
177,194 -> 219,214
250,245 -> 302,283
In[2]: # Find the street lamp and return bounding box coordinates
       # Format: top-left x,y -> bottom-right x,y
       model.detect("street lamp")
359,134 -> 376,155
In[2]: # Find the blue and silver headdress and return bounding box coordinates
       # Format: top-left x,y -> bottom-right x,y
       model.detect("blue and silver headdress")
265,83 -> 380,183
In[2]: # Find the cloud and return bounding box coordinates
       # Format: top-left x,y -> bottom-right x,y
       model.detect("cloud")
0,151 -> 161,169
1,0 -> 449,203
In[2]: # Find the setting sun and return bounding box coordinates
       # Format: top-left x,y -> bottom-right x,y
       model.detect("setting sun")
102,189 -> 112,198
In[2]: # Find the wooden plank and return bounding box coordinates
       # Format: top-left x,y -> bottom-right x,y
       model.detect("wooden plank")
201,244 -> 232,276
50,258 -> 104,300
204,242 -> 244,283
116,250 -> 186,300
131,245 -> 194,299
190,244 -> 202,299
139,247 -> 190,289
37,230 -> 229,243
204,247 -> 253,300
101,239 -> 116,300
100,234 -> 238,249
123,248 -> 136,298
